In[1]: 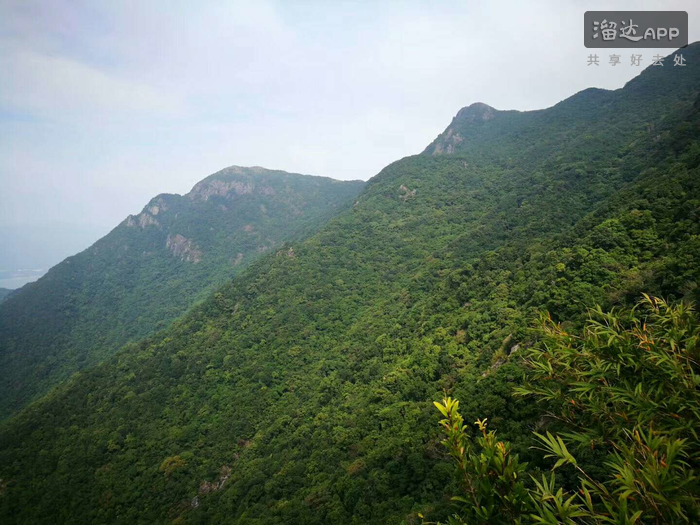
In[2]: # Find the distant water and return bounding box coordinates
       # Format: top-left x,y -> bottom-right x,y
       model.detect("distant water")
0,269 -> 46,289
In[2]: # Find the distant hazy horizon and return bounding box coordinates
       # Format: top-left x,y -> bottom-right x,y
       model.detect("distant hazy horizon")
0,222 -> 109,288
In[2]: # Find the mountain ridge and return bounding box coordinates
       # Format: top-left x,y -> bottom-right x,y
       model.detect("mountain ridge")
0,167 -> 365,419
424,43 -> 700,159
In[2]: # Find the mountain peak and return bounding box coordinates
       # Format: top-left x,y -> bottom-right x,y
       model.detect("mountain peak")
423,103 -> 500,155
454,102 -> 497,122
188,166 -> 285,202
218,165 -> 273,176
187,166 -> 345,202
0,163 -> 366,419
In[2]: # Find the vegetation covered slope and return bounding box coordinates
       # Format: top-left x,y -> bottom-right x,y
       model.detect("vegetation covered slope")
0,168 -> 364,418
435,296 -> 700,524
1,45 -> 699,524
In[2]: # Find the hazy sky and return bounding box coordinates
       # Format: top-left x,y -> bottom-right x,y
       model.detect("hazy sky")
1,0 -> 699,281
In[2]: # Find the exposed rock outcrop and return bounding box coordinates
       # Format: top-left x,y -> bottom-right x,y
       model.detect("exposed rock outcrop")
166,234 -> 203,263
137,213 -> 159,228
198,465 -> 232,495
399,184 -> 417,201
189,179 -> 254,200
428,102 -> 498,156
454,102 -> 496,123
190,465 -> 232,508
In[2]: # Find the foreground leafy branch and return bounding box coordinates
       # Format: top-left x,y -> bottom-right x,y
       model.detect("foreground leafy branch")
434,398 -> 530,523
434,296 -> 700,524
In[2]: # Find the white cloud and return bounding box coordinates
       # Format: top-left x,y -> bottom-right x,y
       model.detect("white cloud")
0,50 -> 186,124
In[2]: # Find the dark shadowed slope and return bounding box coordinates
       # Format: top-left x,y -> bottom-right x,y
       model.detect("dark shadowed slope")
0,167 -> 364,418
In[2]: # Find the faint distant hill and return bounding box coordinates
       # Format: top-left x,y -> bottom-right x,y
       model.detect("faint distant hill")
0,288 -> 13,303
0,166 -> 364,418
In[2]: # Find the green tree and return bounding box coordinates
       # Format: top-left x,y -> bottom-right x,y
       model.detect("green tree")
435,296 -> 700,523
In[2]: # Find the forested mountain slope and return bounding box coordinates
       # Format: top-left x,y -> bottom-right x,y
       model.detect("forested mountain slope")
1,45 -> 699,524
0,168 -> 364,418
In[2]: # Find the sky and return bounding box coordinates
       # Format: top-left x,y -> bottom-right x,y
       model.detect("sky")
1,0 -> 699,287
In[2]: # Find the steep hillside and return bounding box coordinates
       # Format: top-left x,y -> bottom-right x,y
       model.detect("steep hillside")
0,168 -> 364,418
1,45 -> 699,524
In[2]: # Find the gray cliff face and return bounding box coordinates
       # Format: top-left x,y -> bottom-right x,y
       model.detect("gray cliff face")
454,102 -> 497,122
166,234 -> 203,263
425,102 -> 499,155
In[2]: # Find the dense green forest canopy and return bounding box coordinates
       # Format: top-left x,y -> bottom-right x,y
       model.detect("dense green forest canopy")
0,168 -> 364,419
436,295 -> 700,524
0,45 -> 699,524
